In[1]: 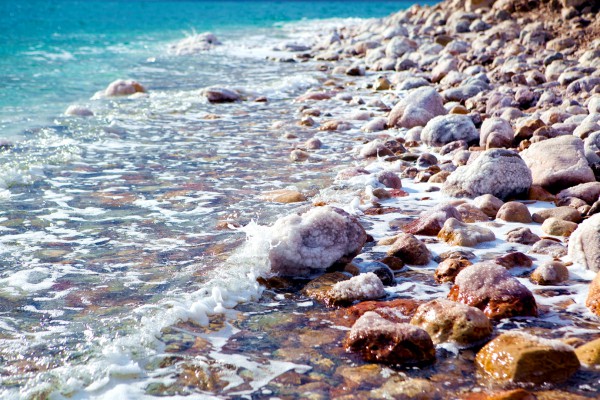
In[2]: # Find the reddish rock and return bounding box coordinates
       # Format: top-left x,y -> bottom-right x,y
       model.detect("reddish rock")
506,227 -> 541,245
494,252 -> 533,269
541,217 -> 578,237
434,258 -> 473,283
386,233 -> 431,265
474,194 -> 504,218
403,203 -> 462,236
586,272 -> 600,317
456,203 -> 490,222
496,202 -> 532,223
532,207 -> 582,224
556,182 -> 600,205
345,298 -> 422,325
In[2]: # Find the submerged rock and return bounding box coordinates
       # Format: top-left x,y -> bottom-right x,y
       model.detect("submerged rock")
202,86 -> 241,103
575,337 -> 600,366
170,32 -> 222,55
434,258 -> 472,283
65,105 -> 94,117
268,206 -> 367,276
568,213 -> 600,272
104,79 -> 146,96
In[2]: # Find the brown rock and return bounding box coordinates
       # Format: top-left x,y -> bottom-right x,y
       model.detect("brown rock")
556,182 -> 600,205
456,203 -> 490,222
541,217 -> 578,237
379,256 -> 405,271
474,194 -> 504,218
574,336 -> 600,366
429,170 -> 451,183
301,272 -> 350,303
371,377 -> 441,400
345,312 -> 436,366
586,272 -> 600,316
532,207 -> 582,224
345,299 -> 421,325
506,227 -> 541,245
403,203 -> 462,236
387,233 -> 431,265
530,261 -> 569,285
476,331 -> 580,385
438,218 -> 496,247
434,258 -> 473,283
496,202 -> 532,223
290,149 -> 309,161
495,252 -> 533,269
528,185 -> 556,202
261,189 -> 307,203
531,239 -> 567,257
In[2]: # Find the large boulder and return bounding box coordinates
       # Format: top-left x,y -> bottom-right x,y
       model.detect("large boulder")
345,311 -> 436,366
448,262 -> 538,320
476,331 -> 580,385
568,213 -> 600,272
268,206 -> 367,276
521,135 -> 595,193
443,149 -> 532,200
410,298 -> 492,348
556,182 -> 600,205
421,114 -> 479,147
587,271 -> 600,316
388,87 -> 447,129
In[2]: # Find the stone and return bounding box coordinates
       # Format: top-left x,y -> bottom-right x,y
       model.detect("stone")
541,217 -> 578,237
170,32 -> 221,54
521,136 -> 595,193
449,262 -> 538,320
532,207 -> 582,224
421,114 -> 479,147
65,105 -> 94,117
438,218 -> 495,247
434,258 -> 473,283
443,149 -> 532,201
480,117 -> 513,148
530,261 -> 569,285
556,182 -> 600,205
528,185 -> 556,202
587,272 -> 600,316
386,233 -> 431,265
410,298 -> 492,347
575,337 -> 600,366
506,227 -> 540,245
474,194 -> 504,218
388,87 -> 447,129
345,312 -> 436,366
350,262 -> 395,286
370,377 -> 441,400
202,86 -> 241,103
456,203 -> 490,223
261,189 -> 307,203
268,206 -> 367,276
104,79 -> 146,96
532,239 -> 567,258
326,273 -> 386,306
302,272 -> 351,303
496,202 -> 532,223
494,252 -> 533,269
568,213 -> 600,272
290,149 -> 309,162
345,299 -> 422,325
584,131 -> 600,164
359,140 -> 394,158
378,171 -> 402,189
403,203 -> 462,236
361,118 -> 387,133
476,331 -> 580,385
305,137 -> 322,150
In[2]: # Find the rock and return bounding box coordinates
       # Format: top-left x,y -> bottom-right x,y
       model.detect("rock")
480,117 -> 514,148
506,227 -> 541,245
305,137 -> 322,150
532,207 -> 582,224
475,331 -> 580,385
568,213 -> 600,272
388,87 -> 447,129
437,250 -> 476,262
530,261 -> 569,285
521,135 -> 595,193
326,273 -> 386,306
494,252 -> 533,269
587,272 -> 600,316
268,206 -> 367,276
261,189 -> 307,203
378,171 -> 402,189
410,298 -> 492,347
370,377 -> 441,400
449,262 -> 538,320
496,202 -> 532,223
438,218 -> 495,247
361,118 -> 387,133
474,194 -> 504,218
350,262 -> 395,286
302,272 -> 350,303
443,149 -> 532,200
575,337 -> 600,366
421,114 -> 479,147
465,0 -> 496,12
434,258 -> 473,283
374,76 -> 391,91
387,233 -> 431,265
385,36 -> 418,58
556,182 -> 600,205
532,239 -> 567,258
359,140 -> 395,158
403,203 -> 462,236
345,299 -> 421,325
429,170 -> 451,183
344,311 -> 436,366
170,32 -> 221,54
65,105 -> 94,117
456,203 -> 490,223
290,149 -> 310,161
528,185 -> 556,202
542,217 -> 578,236
202,86 -> 241,103
584,131 -> 600,164
104,79 -> 146,96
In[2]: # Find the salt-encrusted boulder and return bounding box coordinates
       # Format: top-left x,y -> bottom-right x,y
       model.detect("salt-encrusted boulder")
326,273 -> 386,306
479,117 -> 513,148
421,114 -> 479,147
587,272 -> 600,316
521,135 -> 595,193
438,218 -> 495,247
403,203 -> 462,236
65,105 -> 94,117
170,32 -> 222,55
434,258 -> 472,283
410,299 -> 492,347
345,311 -> 436,365
202,86 -> 241,103
386,233 -> 431,265
448,262 -> 538,320
268,206 -> 367,276
568,213 -> 600,272
104,79 -> 146,96
443,149 -> 532,200
388,87 -> 447,129
557,182 -> 600,205
476,332 -> 580,385
530,261 -> 569,285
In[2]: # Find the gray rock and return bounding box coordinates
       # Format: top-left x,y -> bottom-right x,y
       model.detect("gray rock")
388,87 -> 447,129
479,117 -> 513,148
568,213 -> 600,272
421,114 -> 479,147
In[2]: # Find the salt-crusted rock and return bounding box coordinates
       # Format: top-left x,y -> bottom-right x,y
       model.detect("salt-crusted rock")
443,149 -> 532,200
326,273 -> 386,306
104,79 -> 146,96
434,258 -> 472,283
361,118 -> 387,133
410,298 -> 492,347
378,171 -> 402,189
556,182 -> 600,205
521,135 -> 595,193
494,252 -> 533,269
438,218 -> 495,247
345,311 -> 436,365
473,194 -> 504,218
506,227 -> 540,245
575,337 -> 600,366
386,233 -> 431,265
532,206 -> 582,224
403,203 -> 462,236
542,217 -> 578,237
421,114 -> 479,147
65,105 -> 94,117
568,213 -> 600,272
388,87 -> 447,129
479,117 -> 513,148
268,206 -> 367,276
532,239 -> 567,258
587,272 -> 600,316
202,86 -> 241,103
496,201 -> 532,223
456,203 -> 490,222
302,272 -> 350,303
449,262 -> 538,320
385,36 -> 417,58
170,32 -> 221,55
476,332 -> 580,385
530,261 -> 569,285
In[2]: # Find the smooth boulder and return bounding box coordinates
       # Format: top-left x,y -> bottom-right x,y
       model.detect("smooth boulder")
568,213 -> 600,272
388,87 -> 447,129
421,114 -> 479,147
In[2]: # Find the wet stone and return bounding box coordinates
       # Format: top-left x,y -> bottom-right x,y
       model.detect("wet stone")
434,258 -> 473,283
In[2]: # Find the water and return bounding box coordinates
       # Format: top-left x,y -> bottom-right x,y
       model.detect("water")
0,1 -> 442,398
